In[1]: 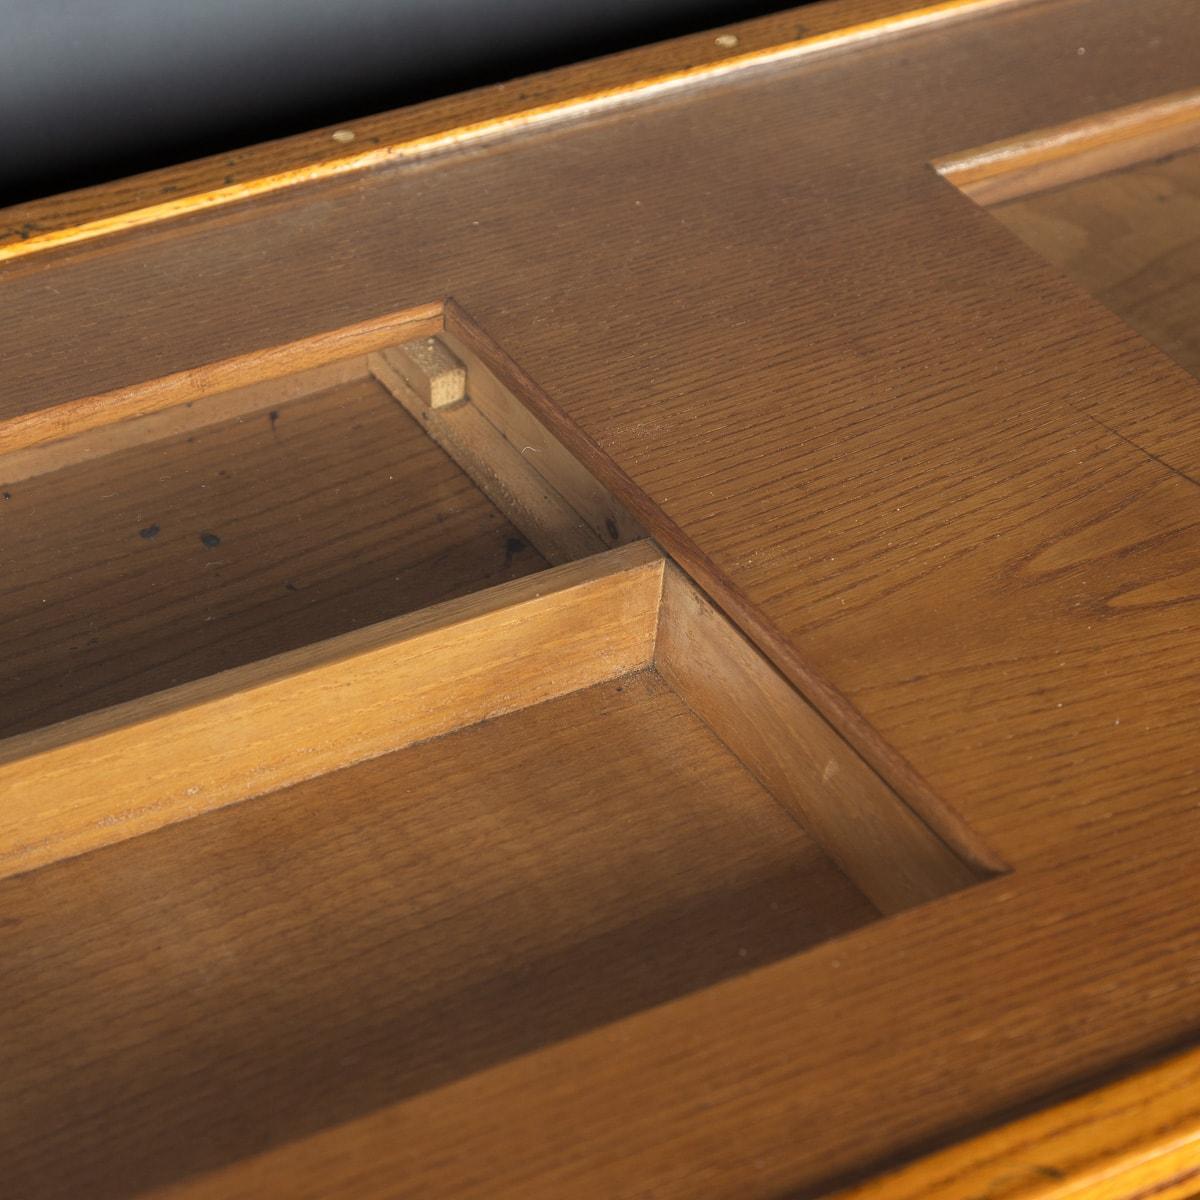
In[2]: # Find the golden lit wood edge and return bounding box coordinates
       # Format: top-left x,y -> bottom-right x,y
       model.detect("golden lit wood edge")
655,562 -> 990,913
936,86 -> 1200,206
0,303 -> 442,455
827,1045 -> 1200,1200
0,541 -> 664,880
0,0 -> 1034,264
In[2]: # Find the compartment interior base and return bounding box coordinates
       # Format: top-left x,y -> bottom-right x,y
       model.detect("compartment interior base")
1,668 -> 877,1200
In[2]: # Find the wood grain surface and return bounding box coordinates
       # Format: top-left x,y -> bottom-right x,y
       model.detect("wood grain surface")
0,670 -> 876,1200
3,0 -> 1200,1197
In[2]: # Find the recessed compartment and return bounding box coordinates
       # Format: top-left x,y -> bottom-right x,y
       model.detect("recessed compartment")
0,375 -> 554,736
0,306 -> 996,1199
3,663 -> 881,1199
0,536 -> 992,1200
0,305 -> 994,905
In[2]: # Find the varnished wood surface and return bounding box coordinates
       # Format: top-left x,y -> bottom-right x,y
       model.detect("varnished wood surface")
991,147 -> 1200,379
0,375 -> 545,736
0,0 -> 1026,262
656,562 -> 987,912
0,670 -> 876,1200
4,0 -> 1200,1197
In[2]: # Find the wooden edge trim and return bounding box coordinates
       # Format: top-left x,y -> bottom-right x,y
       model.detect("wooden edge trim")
0,541 -> 664,880
935,86 -> 1200,206
654,562 -> 990,913
0,0 -> 1031,264
138,1037 -> 1200,1200
0,302 -> 442,455
827,1044 -> 1200,1200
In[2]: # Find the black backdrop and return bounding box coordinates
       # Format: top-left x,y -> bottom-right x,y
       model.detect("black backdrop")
2,0 -> 803,204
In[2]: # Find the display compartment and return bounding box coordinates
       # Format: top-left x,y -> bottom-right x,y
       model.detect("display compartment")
0,306 -> 994,1198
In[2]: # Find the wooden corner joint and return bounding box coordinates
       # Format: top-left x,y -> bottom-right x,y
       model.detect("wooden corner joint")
377,336 -> 467,409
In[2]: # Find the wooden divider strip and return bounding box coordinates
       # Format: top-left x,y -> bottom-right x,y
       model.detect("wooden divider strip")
0,541 -> 664,880
0,354 -> 370,482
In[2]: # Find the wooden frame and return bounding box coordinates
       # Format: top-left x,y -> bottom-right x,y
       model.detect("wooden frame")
4,2 -> 1200,1198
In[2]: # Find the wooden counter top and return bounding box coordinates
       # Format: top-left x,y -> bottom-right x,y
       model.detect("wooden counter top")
3,1 -> 1199,1196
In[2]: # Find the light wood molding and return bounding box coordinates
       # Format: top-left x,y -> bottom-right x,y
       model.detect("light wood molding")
0,543 -> 663,880
936,87 -> 1200,205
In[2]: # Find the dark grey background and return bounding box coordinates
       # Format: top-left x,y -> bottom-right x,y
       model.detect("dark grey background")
2,0 -> 802,204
